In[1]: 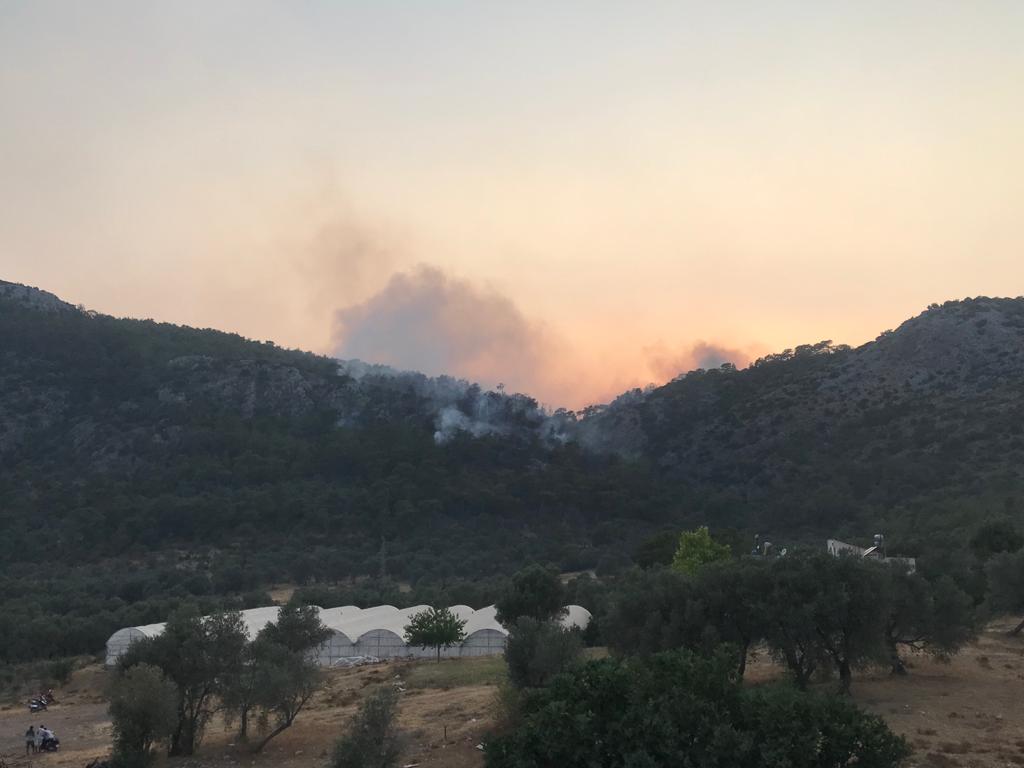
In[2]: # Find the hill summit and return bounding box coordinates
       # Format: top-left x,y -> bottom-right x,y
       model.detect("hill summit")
1,283 -> 1023,579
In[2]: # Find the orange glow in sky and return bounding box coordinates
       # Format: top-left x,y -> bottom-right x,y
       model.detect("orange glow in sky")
2,2 -> 1023,407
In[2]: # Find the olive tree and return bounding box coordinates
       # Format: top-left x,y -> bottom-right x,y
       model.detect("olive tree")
120,607 -> 247,756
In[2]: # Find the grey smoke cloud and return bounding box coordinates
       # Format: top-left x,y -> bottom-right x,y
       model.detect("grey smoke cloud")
332,265 -> 560,397
645,341 -> 753,381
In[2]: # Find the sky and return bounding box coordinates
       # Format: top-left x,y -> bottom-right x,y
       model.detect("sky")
2,1 -> 1023,408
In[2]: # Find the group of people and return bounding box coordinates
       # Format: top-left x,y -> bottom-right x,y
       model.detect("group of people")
24,724 -> 58,755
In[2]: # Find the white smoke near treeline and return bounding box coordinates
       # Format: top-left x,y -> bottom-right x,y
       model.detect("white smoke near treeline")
330,263 -> 757,444
334,358 -> 576,444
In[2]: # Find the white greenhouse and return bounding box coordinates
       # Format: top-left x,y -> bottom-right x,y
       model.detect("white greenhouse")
105,603 -> 592,666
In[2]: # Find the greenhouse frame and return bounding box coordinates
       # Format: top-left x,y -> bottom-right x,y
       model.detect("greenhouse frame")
105,603 -> 591,666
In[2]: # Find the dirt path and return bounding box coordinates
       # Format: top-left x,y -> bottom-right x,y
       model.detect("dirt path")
0,666 -> 111,768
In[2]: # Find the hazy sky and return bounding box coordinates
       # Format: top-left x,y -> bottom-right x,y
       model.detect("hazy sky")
2,1 -> 1023,407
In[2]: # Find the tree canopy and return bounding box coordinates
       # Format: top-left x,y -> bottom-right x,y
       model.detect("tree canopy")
671,527 -> 732,576
403,607 -> 467,662
495,565 -> 566,627
485,649 -> 911,768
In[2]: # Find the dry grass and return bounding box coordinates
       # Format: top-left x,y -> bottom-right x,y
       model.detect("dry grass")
745,618 -> 1024,768
404,655 -> 506,690
0,622 -> 1021,768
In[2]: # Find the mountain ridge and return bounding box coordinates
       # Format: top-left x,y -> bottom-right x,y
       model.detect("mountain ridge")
2,281 -> 1022,575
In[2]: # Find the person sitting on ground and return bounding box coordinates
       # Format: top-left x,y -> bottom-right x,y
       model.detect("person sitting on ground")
25,724 -> 36,756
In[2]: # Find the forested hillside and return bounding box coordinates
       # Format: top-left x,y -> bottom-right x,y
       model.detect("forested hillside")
579,297 -> 1024,550
2,280 -> 1023,660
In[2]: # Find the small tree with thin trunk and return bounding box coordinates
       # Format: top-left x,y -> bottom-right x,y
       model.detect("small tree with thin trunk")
248,639 -> 323,753
108,663 -> 178,768
224,603 -> 331,750
404,607 -> 466,662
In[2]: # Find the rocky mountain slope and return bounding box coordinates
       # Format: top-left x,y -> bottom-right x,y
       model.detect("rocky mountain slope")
2,282 -> 1023,576
580,297 -> 1024,540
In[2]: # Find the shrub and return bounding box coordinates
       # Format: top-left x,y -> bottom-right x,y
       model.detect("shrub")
48,658 -> 75,686
108,663 -> 178,768
743,685 -> 912,768
485,649 -> 911,768
504,617 -> 582,688
330,686 -> 402,768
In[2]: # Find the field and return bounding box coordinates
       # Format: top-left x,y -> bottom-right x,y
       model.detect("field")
1,625 -> 1022,768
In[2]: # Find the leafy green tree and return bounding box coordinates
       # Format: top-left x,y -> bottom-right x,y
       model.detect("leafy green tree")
692,557 -> 770,677
504,617 -> 582,688
762,555 -> 829,690
762,553 -> 890,693
485,649 -> 911,768
248,638 -> 323,753
811,554 -> 891,693
330,686 -> 402,768
403,607 -> 467,662
602,567 -> 697,657
120,607 -> 247,756
970,519 -> 1023,559
603,566 -> 706,656
259,602 -> 332,654
671,526 -> 731,576
884,568 -> 975,674
631,530 -> 679,569
495,565 -> 565,627
224,604 -> 330,743
108,663 -> 178,768
220,642 -> 261,742
986,549 -> 1024,635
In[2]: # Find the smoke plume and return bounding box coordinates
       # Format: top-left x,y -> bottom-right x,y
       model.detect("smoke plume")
645,341 -> 754,381
332,265 -> 566,400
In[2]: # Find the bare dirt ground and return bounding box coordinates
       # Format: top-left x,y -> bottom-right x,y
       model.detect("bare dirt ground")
0,657 -> 501,768
1,624 -> 1021,768
745,620 -> 1024,768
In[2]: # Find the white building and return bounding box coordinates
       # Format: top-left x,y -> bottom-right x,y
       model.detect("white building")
827,537 -> 916,572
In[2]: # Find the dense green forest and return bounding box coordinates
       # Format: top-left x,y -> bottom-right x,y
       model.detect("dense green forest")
2,281 -> 1023,661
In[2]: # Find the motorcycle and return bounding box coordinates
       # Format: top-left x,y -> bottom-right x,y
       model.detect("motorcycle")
28,698 -> 47,713
39,736 -> 60,753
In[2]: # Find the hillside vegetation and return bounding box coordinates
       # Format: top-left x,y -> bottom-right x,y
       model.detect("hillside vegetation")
581,297 -> 1024,549
2,280 -> 1023,660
